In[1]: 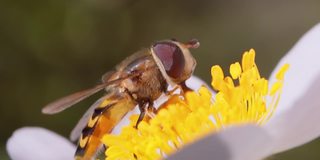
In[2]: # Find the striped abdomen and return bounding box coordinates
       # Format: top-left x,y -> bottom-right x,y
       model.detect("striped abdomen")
75,93 -> 136,159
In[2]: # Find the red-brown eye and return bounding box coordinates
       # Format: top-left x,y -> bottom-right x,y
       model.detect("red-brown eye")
153,42 -> 185,79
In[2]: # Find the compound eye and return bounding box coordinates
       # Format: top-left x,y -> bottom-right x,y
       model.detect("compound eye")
153,42 -> 185,79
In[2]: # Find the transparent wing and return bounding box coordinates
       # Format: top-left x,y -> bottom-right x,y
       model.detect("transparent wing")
115,48 -> 150,71
42,61 -> 160,116
41,71 -> 148,115
42,83 -> 108,114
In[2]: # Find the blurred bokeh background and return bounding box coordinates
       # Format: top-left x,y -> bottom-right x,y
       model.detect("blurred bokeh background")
1,0 -> 320,159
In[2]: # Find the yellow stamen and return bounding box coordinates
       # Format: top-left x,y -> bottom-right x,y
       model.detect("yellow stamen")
211,65 -> 225,91
102,49 -> 289,160
230,62 -> 242,79
276,63 -> 290,80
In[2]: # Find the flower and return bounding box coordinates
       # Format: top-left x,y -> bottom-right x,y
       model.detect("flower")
6,127 -> 76,160
6,23 -> 320,160
101,49 -> 289,160
169,23 -> 320,160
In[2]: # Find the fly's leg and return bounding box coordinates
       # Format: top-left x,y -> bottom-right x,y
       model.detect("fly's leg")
145,102 -> 156,118
180,81 -> 192,92
164,86 -> 180,95
135,101 -> 157,128
135,102 -> 147,128
125,88 -> 148,128
165,81 -> 193,97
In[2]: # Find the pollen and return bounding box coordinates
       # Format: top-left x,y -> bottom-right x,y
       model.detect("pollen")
102,49 -> 289,160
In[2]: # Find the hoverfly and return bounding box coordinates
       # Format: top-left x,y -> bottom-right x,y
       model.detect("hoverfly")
42,39 -> 199,159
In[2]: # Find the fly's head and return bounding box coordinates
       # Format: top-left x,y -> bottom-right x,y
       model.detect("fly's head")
151,39 -> 199,86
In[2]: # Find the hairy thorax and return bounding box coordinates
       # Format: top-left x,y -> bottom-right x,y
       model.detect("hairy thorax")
105,54 -> 168,103
123,56 -> 167,102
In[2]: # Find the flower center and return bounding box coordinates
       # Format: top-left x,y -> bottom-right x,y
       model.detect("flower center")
102,49 -> 289,160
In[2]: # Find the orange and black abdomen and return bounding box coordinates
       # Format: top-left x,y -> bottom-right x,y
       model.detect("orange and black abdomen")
75,93 -> 136,159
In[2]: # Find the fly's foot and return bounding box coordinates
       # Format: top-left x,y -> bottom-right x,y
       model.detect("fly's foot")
135,102 -> 156,128
145,106 -> 156,118
165,82 -> 193,98
135,104 -> 146,128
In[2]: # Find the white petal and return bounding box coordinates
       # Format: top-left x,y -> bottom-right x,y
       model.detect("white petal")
266,23 -> 320,153
266,73 -> 320,153
186,76 -> 211,91
167,125 -> 273,160
7,127 -> 76,160
269,23 -> 320,115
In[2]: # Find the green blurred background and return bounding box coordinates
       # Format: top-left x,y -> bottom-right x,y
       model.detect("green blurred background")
1,0 -> 320,159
